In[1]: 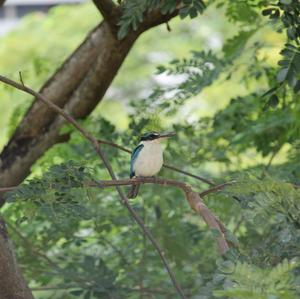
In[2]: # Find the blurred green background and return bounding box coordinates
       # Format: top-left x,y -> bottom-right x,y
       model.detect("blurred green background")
1,1 -> 299,299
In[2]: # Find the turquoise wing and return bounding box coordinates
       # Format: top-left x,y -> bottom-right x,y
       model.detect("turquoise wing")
130,144 -> 144,178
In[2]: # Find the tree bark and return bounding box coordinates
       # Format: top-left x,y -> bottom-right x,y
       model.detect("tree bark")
0,218 -> 34,299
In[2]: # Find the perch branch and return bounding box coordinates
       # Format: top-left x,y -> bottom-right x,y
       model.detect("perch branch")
0,74 -> 187,299
0,176 -> 231,255
97,139 -> 216,185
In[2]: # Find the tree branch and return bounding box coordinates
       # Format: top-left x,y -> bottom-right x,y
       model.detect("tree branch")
199,181 -> 235,197
163,164 -> 216,186
97,139 -> 216,185
92,0 -> 120,31
0,74 -> 187,299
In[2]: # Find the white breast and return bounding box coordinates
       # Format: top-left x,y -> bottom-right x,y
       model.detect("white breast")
133,141 -> 163,177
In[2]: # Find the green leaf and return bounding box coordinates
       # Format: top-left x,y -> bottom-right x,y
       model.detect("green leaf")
268,94 -> 279,108
223,30 -> 256,61
277,68 -> 288,82
117,24 -> 129,40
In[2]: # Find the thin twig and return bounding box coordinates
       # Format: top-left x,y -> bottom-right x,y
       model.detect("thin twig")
31,286 -> 173,296
19,71 -> 25,87
233,216 -> 244,234
199,181 -> 235,197
0,74 -> 187,299
0,187 -> 16,192
31,286 -> 76,291
163,164 -> 215,186
261,147 -> 282,177
139,203 -> 147,299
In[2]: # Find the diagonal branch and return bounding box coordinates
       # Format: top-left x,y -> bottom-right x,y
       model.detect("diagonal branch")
0,74 -> 187,299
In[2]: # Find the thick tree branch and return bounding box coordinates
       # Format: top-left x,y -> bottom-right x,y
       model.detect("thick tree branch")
0,74 -> 187,299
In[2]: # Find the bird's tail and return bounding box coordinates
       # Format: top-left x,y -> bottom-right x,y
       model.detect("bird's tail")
127,184 -> 140,199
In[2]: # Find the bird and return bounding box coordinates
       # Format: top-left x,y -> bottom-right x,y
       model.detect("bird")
128,131 -> 176,198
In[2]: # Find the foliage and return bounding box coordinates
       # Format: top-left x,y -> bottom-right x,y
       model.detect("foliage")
117,0 -> 206,39
214,259 -> 298,299
1,0 -> 300,299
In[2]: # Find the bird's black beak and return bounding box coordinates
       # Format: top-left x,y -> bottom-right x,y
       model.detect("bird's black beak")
159,132 -> 176,138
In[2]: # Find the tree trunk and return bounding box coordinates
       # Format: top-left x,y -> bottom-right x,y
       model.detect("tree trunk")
0,22 -> 137,195
0,218 -> 34,299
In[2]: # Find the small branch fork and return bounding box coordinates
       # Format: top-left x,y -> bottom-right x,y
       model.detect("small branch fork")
92,0 -> 181,39
0,74 -> 231,298
92,0 -> 120,30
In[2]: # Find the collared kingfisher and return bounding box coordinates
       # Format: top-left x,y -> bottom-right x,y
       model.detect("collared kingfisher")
128,131 -> 176,198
